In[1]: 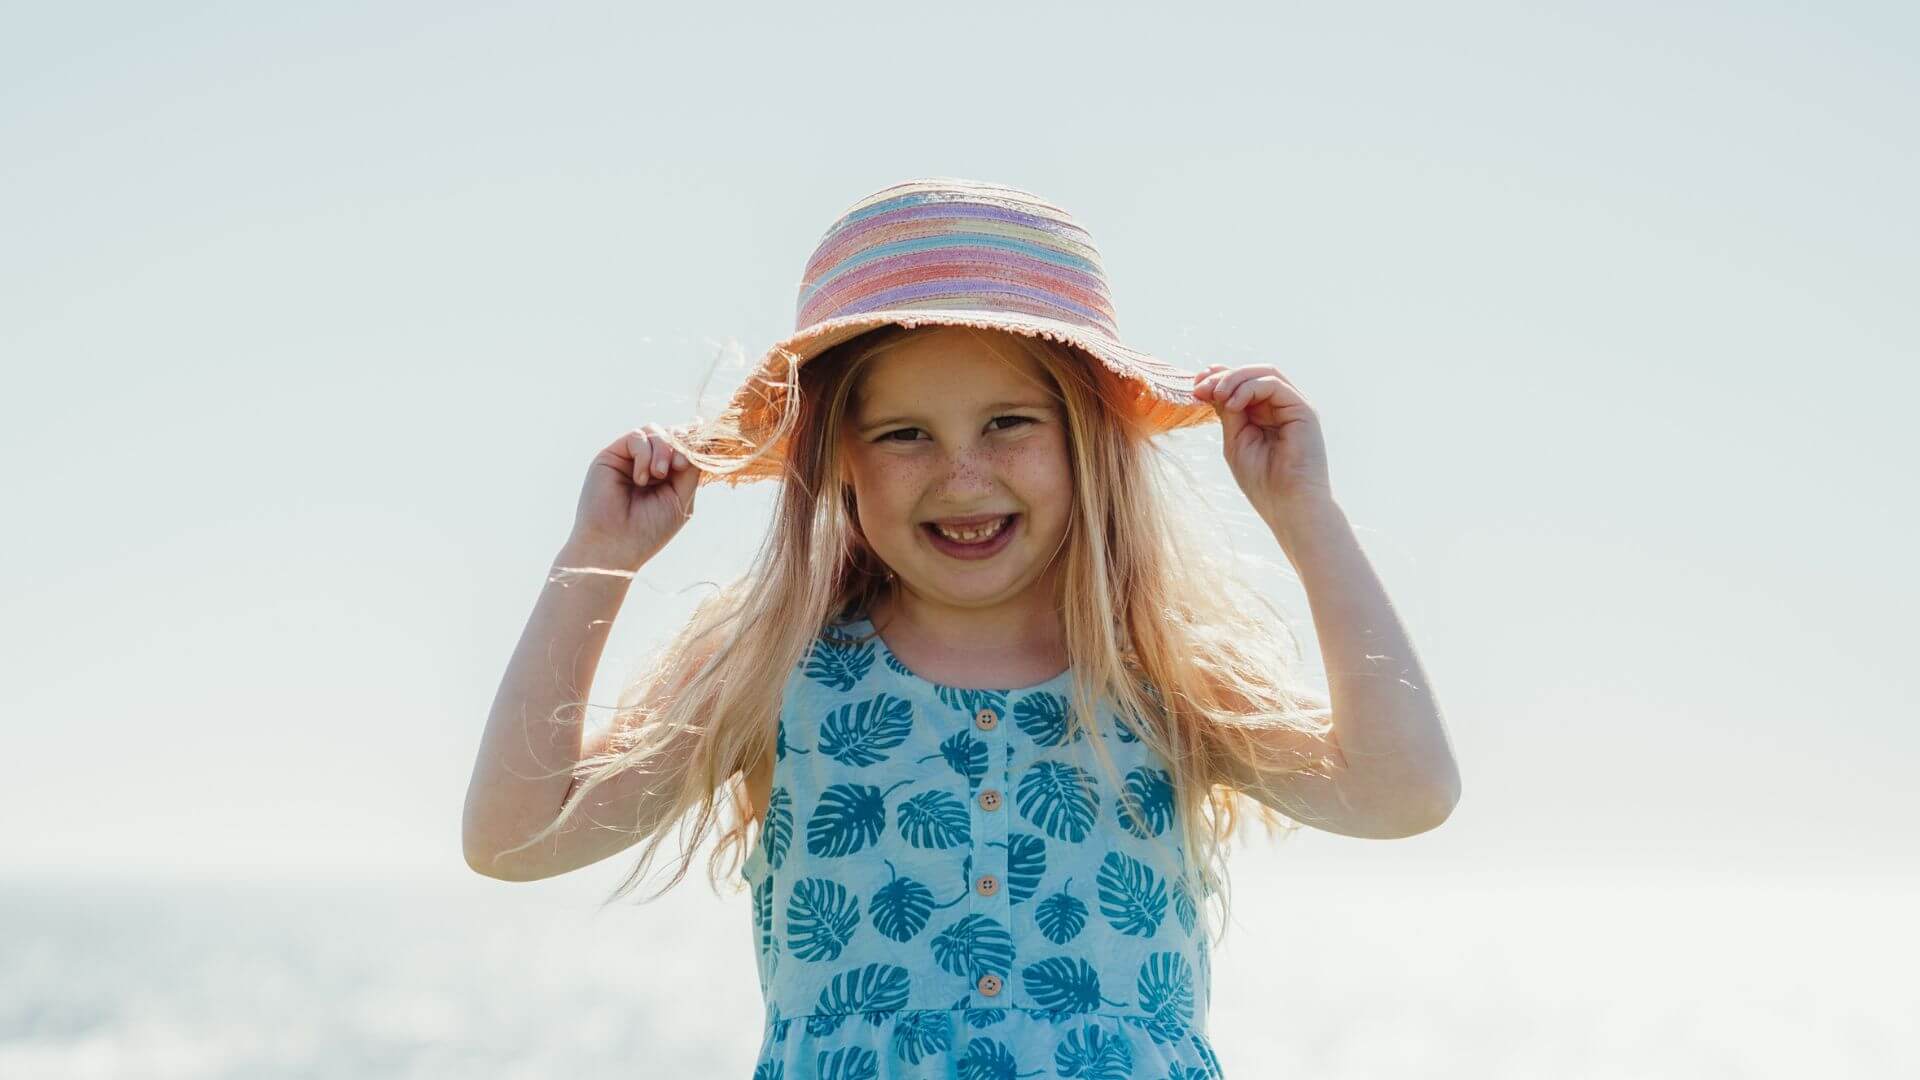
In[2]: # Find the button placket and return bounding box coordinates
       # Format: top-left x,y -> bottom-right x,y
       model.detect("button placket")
971,702 -> 1012,1005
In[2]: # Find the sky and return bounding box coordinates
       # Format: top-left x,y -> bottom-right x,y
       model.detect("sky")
2,0 -> 1915,896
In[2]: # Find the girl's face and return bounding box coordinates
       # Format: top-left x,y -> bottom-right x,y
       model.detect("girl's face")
839,328 -> 1073,615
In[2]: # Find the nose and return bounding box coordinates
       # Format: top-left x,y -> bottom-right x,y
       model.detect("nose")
932,441 -> 997,497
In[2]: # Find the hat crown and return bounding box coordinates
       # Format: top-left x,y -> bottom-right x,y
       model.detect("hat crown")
795,177 -> 1120,339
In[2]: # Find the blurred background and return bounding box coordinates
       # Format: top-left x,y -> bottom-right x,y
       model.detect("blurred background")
4,1 -> 1915,1076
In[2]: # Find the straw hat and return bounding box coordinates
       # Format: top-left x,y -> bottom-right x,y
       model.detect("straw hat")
694,177 -> 1217,485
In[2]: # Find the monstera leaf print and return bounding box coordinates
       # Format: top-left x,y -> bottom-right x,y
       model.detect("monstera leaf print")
1012,691 -> 1082,747
750,1061 -> 784,1080
897,789 -> 971,849
1191,1031 -> 1225,1079
807,779 -> 913,857
890,1009 -> 955,1065
1114,766 -> 1175,839
815,962 -> 912,1016
787,877 -> 861,962
1052,1022 -> 1133,1080
752,874 -> 776,963
986,832 -> 1047,904
1171,874 -> 1198,937
805,636 -> 876,692
815,1045 -> 879,1080
930,913 -> 1014,982
1015,761 -> 1100,843
1096,850 -> 1168,938
936,685 -> 1009,717
959,1003 -> 1008,1030
868,858 -> 966,943
1021,956 -> 1129,1013
918,731 -> 989,791
775,716 -> 811,762
1111,711 -> 1142,744
1035,877 -> 1089,945
760,787 -> 792,870
817,692 -> 914,767
958,1037 -> 1021,1080
1134,951 -> 1196,1043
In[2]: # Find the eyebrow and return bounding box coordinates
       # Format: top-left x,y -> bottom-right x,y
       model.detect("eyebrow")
856,400 -> 1054,433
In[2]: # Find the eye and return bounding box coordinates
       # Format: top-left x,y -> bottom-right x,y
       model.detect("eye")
876,416 -> 1034,443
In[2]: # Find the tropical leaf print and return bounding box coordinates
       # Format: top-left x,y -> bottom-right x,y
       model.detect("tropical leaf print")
897,789 -> 972,849
775,716 -> 811,762
891,1009 -> 955,1065
1115,766 -> 1175,838
1012,691 -> 1082,747
1111,711 -> 1141,744
1134,951 -> 1196,1044
868,858 -> 965,943
1171,874 -> 1198,937
1035,877 -> 1089,945
815,1045 -> 880,1080
807,779 -> 912,857
805,636 -> 876,692
958,1037 -> 1025,1080
931,913 -> 1015,982
937,685 -> 1010,716
882,648 -> 914,677
1096,850 -> 1169,938
752,873 -> 775,959
761,787 -> 793,870
814,962 -> 913,1019
818,692 -> 914,767
1052,1023 -> 1133,1080
1191,1031 -> 1224,1079
767,1003 -> 790,1043
1016,761 -> 1100,843
1020,956 -> 1129,1013
787,877 -> 861,962
919,731 -> 990,791
986,832 -> 1047,904
962,1007 -> 1008,1030
751,1061 -> 783,1080
1165,1067 -> 1211,1080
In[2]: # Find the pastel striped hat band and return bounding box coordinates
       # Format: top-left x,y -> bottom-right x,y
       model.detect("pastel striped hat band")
696,177 -> 1217,485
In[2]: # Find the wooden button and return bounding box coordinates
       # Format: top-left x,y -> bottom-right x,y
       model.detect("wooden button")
976,874 -> 999,896
977,973 -> 1002,996
975,707 -> 998,730
978,789 -> 1002,811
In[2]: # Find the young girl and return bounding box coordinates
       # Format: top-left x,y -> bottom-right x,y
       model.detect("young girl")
464,177 -> 1460,1078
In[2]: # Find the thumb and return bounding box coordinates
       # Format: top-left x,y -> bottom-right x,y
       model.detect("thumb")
666,457 -> 700,517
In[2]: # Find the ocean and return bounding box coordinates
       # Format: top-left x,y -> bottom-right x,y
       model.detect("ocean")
4,867 -> 1912,1078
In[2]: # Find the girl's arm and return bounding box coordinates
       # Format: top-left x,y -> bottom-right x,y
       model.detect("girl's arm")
463,426 -> 706,880
462,539 -> 635,879
1192,366 -> 1462,838
1249,496 -> 1461,837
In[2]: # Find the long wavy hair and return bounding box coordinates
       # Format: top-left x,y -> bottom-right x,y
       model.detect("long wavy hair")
500,323 -> 1336,949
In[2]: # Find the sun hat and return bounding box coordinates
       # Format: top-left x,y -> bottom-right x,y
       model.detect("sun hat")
692,176 -> 1218,486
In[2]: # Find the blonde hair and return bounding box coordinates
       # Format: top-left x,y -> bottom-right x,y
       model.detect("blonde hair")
503,324 -> 1336,949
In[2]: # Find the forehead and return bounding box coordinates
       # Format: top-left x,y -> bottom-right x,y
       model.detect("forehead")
855,328 -> 1051,411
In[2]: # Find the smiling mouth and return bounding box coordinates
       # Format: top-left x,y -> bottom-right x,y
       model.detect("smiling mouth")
923,514 -> 1016,544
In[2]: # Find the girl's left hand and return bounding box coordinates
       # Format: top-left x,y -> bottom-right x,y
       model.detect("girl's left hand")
1192,364 -> 1333,519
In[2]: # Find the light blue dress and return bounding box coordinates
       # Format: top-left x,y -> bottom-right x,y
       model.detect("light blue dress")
742,613 -> 1223,1079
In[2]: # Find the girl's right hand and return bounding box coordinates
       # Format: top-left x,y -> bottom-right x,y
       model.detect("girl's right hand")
566,424 -> 703,569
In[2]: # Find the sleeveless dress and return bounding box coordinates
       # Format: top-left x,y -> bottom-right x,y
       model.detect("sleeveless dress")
741,614 -> 1224,1079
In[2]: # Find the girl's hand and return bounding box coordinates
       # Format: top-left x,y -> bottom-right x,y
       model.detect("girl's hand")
1192,364 -> 1333,521
567,423 -> 702,569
